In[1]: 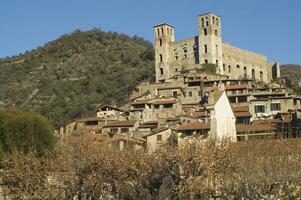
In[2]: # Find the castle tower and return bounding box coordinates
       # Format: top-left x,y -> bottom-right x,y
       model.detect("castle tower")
154,23 -> 175,83
198,13 -> 224,74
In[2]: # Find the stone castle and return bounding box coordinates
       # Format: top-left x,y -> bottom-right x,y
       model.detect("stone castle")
154,12 -> 280,83
57,12 -> 301,153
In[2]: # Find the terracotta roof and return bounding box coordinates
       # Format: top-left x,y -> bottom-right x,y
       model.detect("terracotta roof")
143,127 -> 170,137
139,121 -> 158,129
95,105 -> 124,112
176,122 -> 210,131
129,108 -> 144,111
157,86 -> 183,90
225,84 -> 248,90
236,124 -> 278,133
77,117 -> 101,122
103,120 -> 136,128
131,99 -> 151,105
235,112 -> 252,117
149,98 -> 177,105
232,106 -> 249,112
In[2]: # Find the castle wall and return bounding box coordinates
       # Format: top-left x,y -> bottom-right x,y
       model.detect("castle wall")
169,37 -> 199,72
222,43 -> 269,82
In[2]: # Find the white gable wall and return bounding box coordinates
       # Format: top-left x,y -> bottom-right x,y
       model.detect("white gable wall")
211,92 -> 237,141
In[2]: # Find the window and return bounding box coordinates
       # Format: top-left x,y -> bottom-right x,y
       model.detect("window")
157,28 -> 160,36
161,27 -> 164,34
223,64 -> 226,72
198,91 -> 202,96
228,65 -> 231,73
206,21 -> 209,26
154,104 -> 160,109
271,103 -> 281,111
172,91 -> 178,97
157,134 -> 162,143
244,66 -> 247,78
85,120 -> 98,126
159,54 -> 163,62
260,71 -> 263,82
163,104 -> 173,109
252,69 -> 256,80
201,18 -> 204,27
121,128 -> 129,133
110,128 -> 118,133
160,68 -> 163,75
215,29 -> 218,36
205,59 -> 208,64
216,18 -> 219,26
175,55 -> 178,60
183,47 -> 187,53
203,28 -> 207,36
159,39 -> 162,46
204,45 -> 208,53
167,28 -> 169,35
216,60 -> 219,67
237,65 -> 240,69
188,91 -> 193,97
212,17 -> 215,24
254,105 -> 265,113
170,29 -> 173,35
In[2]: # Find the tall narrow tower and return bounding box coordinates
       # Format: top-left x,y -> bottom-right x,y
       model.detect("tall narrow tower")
154,23 -> 175,83
198,13 -> 223,74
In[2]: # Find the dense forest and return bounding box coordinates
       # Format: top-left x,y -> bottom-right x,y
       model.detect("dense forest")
0,29 -> 155,128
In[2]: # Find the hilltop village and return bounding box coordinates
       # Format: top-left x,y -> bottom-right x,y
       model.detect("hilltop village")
57,13 -> 301,153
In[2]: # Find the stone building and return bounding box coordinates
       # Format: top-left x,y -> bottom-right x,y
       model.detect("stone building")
154,12 -> 280,83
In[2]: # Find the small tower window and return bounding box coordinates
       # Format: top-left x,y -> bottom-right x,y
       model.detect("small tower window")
252,69 -> 256,80
201,18 -> 204,27
161,27 -> 164,35
183,47 -> 187,53
215,29 -> 218,36
244,66 -> 247,78
170,29 -> 173,35
167,28 -> 169,35
216,60 -> 219,67
223,64 -> 226,72
228,65 -> 231,73
204,45 -> 208,53
204,28 -> 207,36
157,28 -> 160,36
205,59 -> 208,64
160,68 -> 164,75
159,54 -> 163,62
237,65 -> 240,69
216,18 -> 219,26
260,71 -> 263,82
159,39 -> 162,46
206,21 -> 209,26
212,17 -> 215,24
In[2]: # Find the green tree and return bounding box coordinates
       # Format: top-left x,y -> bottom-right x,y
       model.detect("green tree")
0,108 -> 56,157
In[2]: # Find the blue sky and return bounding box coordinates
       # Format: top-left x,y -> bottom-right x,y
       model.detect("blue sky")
0,0 -> 300,64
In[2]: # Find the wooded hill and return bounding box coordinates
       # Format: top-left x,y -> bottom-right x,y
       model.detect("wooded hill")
0,29 -> 155,128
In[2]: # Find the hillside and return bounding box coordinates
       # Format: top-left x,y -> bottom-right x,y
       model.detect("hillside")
0,29 -> 155,128
280,64 -> 301,84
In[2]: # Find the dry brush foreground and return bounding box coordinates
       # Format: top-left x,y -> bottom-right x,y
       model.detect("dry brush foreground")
2,137 -> 301,200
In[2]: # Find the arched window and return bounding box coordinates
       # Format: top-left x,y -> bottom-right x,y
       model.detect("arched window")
157,28 -> 160,36
252,69 -> 256,80
260,71 -> 263,82
243,66 -> 247,79
228,65 -> 231,73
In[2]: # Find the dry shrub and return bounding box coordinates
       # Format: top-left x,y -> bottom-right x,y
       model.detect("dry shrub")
2,137 -> 301,199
